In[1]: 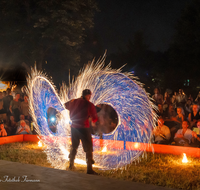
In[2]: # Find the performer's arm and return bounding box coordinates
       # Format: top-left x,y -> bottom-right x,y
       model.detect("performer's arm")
90,104 -> 98,123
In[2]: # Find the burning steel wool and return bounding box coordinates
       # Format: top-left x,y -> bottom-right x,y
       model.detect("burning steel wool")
25,56 -> 157,170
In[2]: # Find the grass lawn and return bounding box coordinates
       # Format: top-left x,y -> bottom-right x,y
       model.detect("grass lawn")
0,142 -> 200,190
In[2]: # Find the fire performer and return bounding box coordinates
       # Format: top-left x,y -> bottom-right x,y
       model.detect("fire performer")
64,89 -> 98,174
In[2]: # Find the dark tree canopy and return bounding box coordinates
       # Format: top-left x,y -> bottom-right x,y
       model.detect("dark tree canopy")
169,0 -> 200,88
0,0 -> 97,72
108,31 -> 168,92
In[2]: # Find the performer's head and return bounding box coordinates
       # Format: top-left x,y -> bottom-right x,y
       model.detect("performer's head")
82,89 -> 91,101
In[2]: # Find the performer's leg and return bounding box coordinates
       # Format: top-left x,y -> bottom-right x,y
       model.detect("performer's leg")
80,128 -> 97,175
69,127 -> 80,169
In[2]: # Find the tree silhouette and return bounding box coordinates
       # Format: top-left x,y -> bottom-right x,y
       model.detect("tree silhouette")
0,0 -> 97,71
169,0 -> 200,89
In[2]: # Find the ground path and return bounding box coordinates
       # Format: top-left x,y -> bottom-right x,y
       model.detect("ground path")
0,160 -> 177,190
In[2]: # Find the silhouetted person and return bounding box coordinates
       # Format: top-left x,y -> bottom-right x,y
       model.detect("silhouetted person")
64,89 -> 98,175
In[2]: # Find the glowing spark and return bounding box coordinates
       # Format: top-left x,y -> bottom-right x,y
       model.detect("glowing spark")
26,54 -> 157,170
182,153 -> 188,163
38,141 -> 42,147
60,146 -> 86,165
101,146 -> 107,152
75,158 -> 87,165
0,81 -> 9,91
134,143 -> 139,149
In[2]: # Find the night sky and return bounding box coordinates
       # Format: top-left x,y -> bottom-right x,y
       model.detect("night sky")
94,0 -> 191,53
0,0 -> 193,85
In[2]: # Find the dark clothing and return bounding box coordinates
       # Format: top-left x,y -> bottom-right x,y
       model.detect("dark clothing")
191,111 -> 200,121
8,122 -> 17,135
71,127 -> 93,153
154,140 -> 169,145
0,99 -> 6,114
174,115 -> 183,130
3,95 -> 13,113
0,109 -> 6,114
190,111 -> 200,128
13,108 -> 20,122
69,127 -> 93,171
64,98 -> 98,128
10,100 -> 21,122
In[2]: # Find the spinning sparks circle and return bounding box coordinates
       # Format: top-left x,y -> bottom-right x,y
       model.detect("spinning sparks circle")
26,56 -> 156,170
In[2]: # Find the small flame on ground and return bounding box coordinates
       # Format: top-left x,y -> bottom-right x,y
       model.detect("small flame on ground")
101,146 -> 107,152
134,143 -> 139,149
38,141 -> 42,147
182,153 -> 188,163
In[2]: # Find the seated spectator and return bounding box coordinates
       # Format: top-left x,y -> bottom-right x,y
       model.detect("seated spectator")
174,120 -> 196,146
166,104 -> 176,119
20,95 -> 31,122
188,94 -> 193,102
9,93 -> 21,122
163,92 -> 171,111
171,92 -> 178,109
157,104 -> 166,118
152,88 -> 163,105
0,120 -> 7,137
192,120 -> 200,147
18,114 -> 30,127
188,104 -> 200,128
172,107 -> 184,128
185,98 -> 193,118
177,89 -> 187,108
195,91 -> 200,102
16,120 -> 32,135
152,118 -> 171,144
193,120 -> 200,136
169,107 -> 184,141
8,115 -> 17,135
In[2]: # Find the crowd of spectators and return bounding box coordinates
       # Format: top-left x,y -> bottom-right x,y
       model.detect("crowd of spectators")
2,86 -> 200,149
151,88 -> 200,147
0,88 -> 35,137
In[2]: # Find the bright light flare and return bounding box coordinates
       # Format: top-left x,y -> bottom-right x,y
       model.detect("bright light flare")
38,141 -> 42,147
182,153 -> 188,163
50,117 -> 56,122
101,146 -> 107,152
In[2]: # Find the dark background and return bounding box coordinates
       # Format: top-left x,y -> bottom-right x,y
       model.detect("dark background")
0,0 -> 199,97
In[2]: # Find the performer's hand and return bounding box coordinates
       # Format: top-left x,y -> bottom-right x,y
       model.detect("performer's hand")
91,121 -> 96,127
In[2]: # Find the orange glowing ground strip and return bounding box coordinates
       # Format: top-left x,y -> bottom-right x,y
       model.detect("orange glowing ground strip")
1,135 -> 200,158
